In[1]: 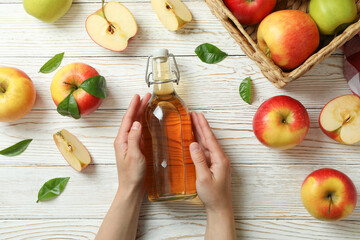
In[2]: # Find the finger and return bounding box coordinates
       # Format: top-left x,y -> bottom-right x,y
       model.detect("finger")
191,112 -> 211,160
116,95 -> 141,141
197,113 -> 223,154
127,121 -> 142,156
135,92 -> 152,122
191,112 -> 207,149
190,142 -> 211,181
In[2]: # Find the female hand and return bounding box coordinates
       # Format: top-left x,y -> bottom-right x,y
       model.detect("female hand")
190,112 -> 232,213
114,93 -> 151,196
190,112 -> 236,239
95,93 -> 152,240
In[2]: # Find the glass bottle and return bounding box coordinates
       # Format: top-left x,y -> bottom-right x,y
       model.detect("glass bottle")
143,49 -> 197,202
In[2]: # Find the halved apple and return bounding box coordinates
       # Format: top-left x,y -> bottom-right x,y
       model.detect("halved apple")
151,0 -> 192,31
53,129 -> 92,171
85,1 -> 137,52
319,95 -> 360,144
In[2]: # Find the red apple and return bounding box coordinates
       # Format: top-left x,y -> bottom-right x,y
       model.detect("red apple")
301,168 -> 357,221
51,63 -> 103,116
223,0 -> 277,25
0,67 -> 36,122
253,95 -> 309,150
257,10 -> 320,70
319,94 -> 360,145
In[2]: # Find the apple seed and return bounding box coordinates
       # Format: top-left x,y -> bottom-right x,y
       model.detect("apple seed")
165,1 -> 174,10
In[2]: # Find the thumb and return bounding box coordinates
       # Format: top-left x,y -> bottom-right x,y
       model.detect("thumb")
190,142 -> 211,180
127,121 -> 142,153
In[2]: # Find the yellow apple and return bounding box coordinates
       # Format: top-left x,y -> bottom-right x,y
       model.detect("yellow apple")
0,67 -> 36,122
86,1 -> 137,52
319,95 -> 360,144
53,129 -> 92,172
151,0 -> 192,31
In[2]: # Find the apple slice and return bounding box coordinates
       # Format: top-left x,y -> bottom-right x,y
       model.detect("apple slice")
151,0 -> 192,31
85,1 -> 137,52
319,95 -> 360,144
53,129 -> 91,171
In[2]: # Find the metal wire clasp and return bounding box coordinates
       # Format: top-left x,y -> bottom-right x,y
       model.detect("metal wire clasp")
145,53 -> 180,87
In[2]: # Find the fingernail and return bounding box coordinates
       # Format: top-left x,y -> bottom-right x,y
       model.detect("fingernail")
132,121 -> 141,130
131,94 -> 139,102
190,142 -> 200,153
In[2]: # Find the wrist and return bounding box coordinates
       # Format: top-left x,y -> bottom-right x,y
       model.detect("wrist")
115,184 -> 145,205
206,207 -> 234,230
206,202 -> 234,219
205,203 -> 236,240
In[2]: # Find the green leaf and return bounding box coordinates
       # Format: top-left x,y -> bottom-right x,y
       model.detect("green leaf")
0,139 -> 32,157
37,177 -> 70,203
57,92 -> 81,119
79,75 -> 108,99
195,43 -> 228,64
39,52 -> 64,73
239,77 -> 252,105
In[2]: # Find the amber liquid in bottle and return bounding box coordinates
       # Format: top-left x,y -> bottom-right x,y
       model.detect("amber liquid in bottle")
143,52 -> 197,202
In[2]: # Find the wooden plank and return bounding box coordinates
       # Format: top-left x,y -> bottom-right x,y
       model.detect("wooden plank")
0,55 -> 351,111
0,108 -> 359,166
0,2 -> 243,57
0,220 -> 99,240
0,219 -> 360,240
0,165 -> 358,220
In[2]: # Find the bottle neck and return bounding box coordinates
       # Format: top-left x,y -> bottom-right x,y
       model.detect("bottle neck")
152,57 -> 174,95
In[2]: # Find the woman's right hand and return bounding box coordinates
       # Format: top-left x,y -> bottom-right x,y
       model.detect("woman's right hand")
190,112 -> 236,239
190,112 -> 233,213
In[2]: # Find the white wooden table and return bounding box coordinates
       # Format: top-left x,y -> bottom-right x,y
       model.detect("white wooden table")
0,1 -> 359,239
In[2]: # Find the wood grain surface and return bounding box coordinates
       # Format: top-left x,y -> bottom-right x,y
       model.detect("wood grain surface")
1,219 -> 360,239
0,0 -> 359,240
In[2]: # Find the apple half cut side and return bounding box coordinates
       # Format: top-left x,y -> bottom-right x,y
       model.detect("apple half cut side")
85,1 -> 137,52
151,0 -> 192,31
53,129 -> 92,171
319,95 -> 360,144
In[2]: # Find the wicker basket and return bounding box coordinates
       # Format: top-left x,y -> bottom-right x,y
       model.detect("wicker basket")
205,0 -> 360,88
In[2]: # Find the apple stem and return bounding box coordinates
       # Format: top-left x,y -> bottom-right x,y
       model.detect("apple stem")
101,0 -> 115,34
328,195 -> 332,214
344,116 -> 352,124
0,84 -> 5,93
63,81 -> 78,90
265,48 -> 271,58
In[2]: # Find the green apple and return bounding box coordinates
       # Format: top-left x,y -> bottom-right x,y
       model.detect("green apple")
23,0 -> 73,23
309,0 -> 357,35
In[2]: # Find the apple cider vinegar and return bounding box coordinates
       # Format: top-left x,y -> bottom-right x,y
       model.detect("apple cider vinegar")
143,49 -> 197,201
